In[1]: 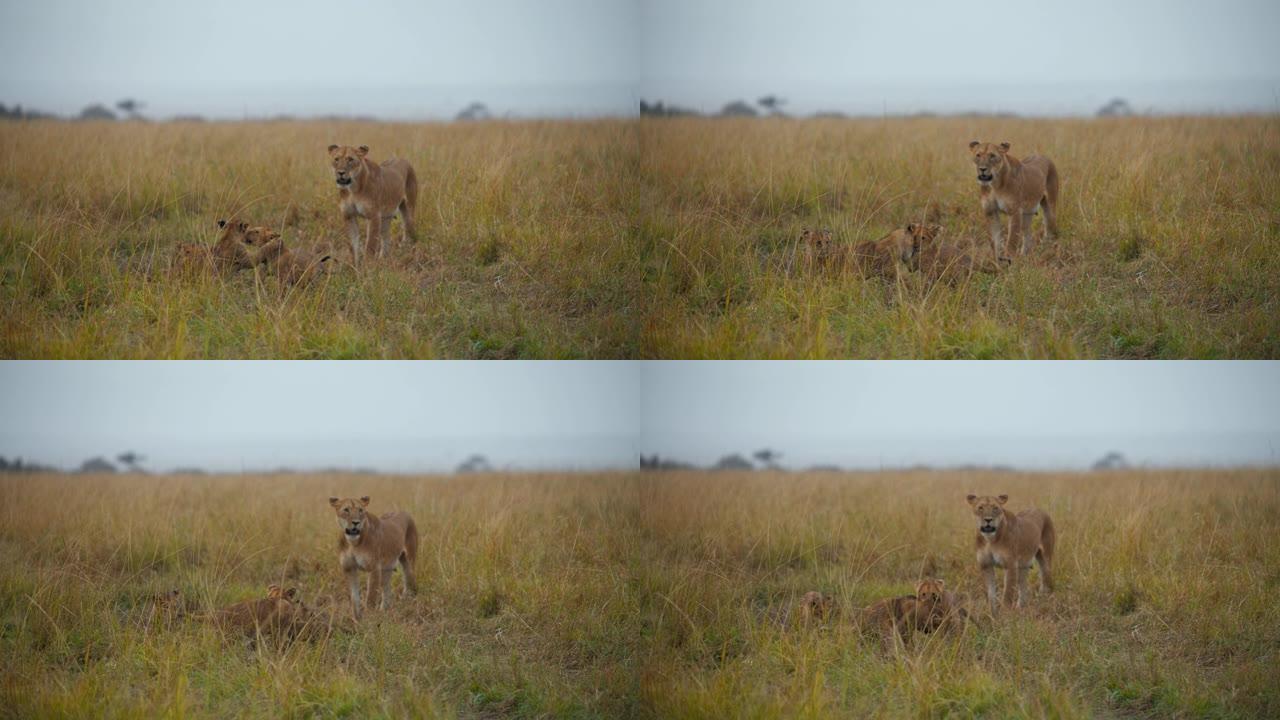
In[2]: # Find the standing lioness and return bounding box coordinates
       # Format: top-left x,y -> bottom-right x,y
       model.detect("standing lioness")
968,141 -> 1059,258
329,495 -> 419,619
327,144 -> 418,261
967,493 -> 1055,613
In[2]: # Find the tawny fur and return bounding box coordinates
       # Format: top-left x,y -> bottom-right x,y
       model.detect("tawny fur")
330,495 -> 419,620
968,141 -> 1060,258
246,236 -> 334,289
854,223 -> 940,277
797,590 -> 836,626
967,493 -> 1056,614
208,584 -> 311,641
327,144 -> 418,261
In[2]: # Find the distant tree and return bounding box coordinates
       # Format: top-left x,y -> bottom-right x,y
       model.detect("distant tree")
117,451 -> 146,473
719,100 -> 758,117
116,98 -> 145,120
1092,451 -> 1129,471
713,453 -> 755,470
78,456 -> 118,473
78,103 -> 117,121
455,102 -> 492,122
456,454 -> 494,474
752,448 -> 783,470
1096,98 -> 1133,117
639,99 -> 700,117
757,95 -> 787,116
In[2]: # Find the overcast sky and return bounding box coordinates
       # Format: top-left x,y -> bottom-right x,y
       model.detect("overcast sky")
1,362 -> 1277,473
2,0 -> 1276,118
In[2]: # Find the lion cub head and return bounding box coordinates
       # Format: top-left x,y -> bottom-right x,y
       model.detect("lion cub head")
327,144 -> 370,188
968,141 -> 1011,185
240,225 -> 281,249
798,590 -> 835,624
914,578 -> 945,606
966,493 -> 1009,537
329,496 -> 371,541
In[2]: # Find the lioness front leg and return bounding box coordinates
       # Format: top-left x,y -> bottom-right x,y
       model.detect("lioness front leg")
1002,567 -> 1018,608
985,208 -> 1006,260
380,566 -> 395,610
346,567 -> 362,620
1020,211 -> 1037,254
981,563 -> 999,614
1007,212 -> 1025,257
366,567 -> 383,611
364,217 -> 382,259
346,216 -> 362,261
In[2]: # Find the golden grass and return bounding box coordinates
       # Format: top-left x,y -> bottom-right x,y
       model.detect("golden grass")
0,120 -> 640,358
2,469 -> 1276,717
4,116 -> 1277,358
639,115 -> 1280,358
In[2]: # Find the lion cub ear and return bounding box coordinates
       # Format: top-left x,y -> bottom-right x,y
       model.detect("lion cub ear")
906,223 -> 917,233
968,140 -> 980,151
966,494 -> 977,505
998,142 -> 1011,153
284,587 -> 299,601
328,497 -> 340,508
327,144 -> 340,155
217,219 -> 227,229
996,494 -> 1009,505
356,145 -> 370,157
359,495 -> 371,507
935,579 -> 944,589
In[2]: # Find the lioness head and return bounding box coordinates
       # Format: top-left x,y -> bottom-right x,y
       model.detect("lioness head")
968,141 -> 1011,185
966,493 -> 1008,536
329,496 -> 371,540
327,144 -> 370,188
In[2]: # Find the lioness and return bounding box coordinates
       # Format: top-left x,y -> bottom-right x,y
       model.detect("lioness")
968,141 -> 1060,258
330,495 -> 419,620
327,144 -> 418,261
967,494 -> 1056,613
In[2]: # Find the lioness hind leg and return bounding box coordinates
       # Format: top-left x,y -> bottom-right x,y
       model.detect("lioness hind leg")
1020,211 -> 1038,254
1035,547 -> 1054,592
1041,196 -> 1059,241
398,200 -> 416,244
399,551 -> 417,597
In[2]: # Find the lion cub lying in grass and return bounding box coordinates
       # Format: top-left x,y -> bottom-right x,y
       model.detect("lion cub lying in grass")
856,578 -> 968,647
242,232 -> 335,288
797,224 -> 1004,282
210,583 -> 313,641
171,219 -> 280,277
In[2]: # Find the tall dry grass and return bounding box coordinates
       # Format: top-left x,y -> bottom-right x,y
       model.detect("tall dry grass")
0,120 -> 641,358
1,469 -> 1275,717
639,116 -> 1280,358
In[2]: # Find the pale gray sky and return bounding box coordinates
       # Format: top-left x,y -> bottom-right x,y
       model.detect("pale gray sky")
640,0 -> 1280,115
1,362 -> 1277,473
0,0 -> 639,119
639,362 -> 1280,469
2,0 -> 1276,119
0,362 -> 641,472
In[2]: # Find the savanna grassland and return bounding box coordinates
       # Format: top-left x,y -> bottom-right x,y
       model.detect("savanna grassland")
0,472 -> 648,718
637,469 -> 1280,718
3,470 -> 1277,718
638,116 -> 1280,358
4,116 -> 1278,359
0,120 -> 640,358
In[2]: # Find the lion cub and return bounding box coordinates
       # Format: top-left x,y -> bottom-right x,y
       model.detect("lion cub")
796,590 -> 837,627
857,579 -> 963,646
243,234 -> 334,288
854,223 -> 940,277
330,496 -> 419,620
968,141 -> 1060,258
211,584 -> 311,640
967,493 -> 1056,613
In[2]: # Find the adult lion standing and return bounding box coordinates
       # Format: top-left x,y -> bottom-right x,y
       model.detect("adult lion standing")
968,141 -> 1059,259
966,493 -> 1055,614
329,495 -> 419,620
327,144 -> 418,261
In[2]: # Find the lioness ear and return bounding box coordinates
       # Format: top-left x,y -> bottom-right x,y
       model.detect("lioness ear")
328,496 -> 340,507
997,494 -> 1008,505
359,495 -> 370,507
327,144 -> 340,154
968,140 -> 980,151
998,142 -> 1011,153
966,494 -> 977,505
356,145 -> 369,156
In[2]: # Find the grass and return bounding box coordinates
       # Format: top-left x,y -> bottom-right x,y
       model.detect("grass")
0,120 -> 641,358
638,115 -> 1280,358
3,115 -> 1278,357
1,469 -> 1276,717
